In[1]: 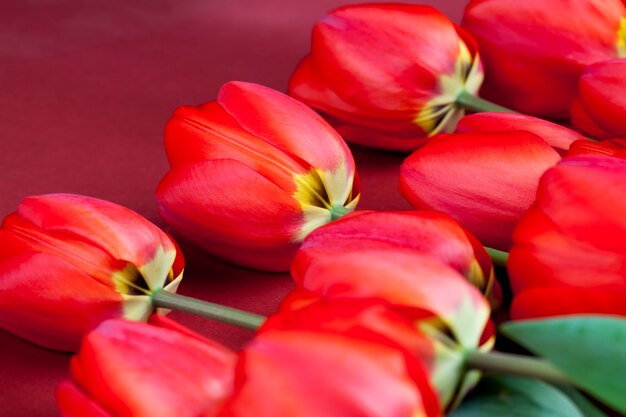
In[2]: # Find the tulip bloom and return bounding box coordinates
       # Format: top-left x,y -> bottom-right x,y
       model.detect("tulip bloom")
462,0 -> 626,117
399,131 -> 561,250
288,4 -> 484,151
57,316 -> 236,417
509,156 -> 626,319
156,81 -> 359,271
0,194 -> 183,351
293,210 -> 498,302
571,60 -> 626,138
287,251 -> 492,410
221,299 -> 440,417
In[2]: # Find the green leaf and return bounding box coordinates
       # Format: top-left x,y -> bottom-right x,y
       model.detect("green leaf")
501,316 -> 626,414
557,386 -> 609,417
449,376 -> 584,417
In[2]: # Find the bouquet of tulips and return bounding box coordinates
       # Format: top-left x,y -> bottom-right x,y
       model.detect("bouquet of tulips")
1,1 -> 626,416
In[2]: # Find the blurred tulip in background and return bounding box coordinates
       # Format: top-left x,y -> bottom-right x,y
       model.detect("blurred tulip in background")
463,0 -> 626,117
509,156 -> 626,319
570,60 -> 626,139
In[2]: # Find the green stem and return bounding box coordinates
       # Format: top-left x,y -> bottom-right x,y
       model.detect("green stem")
484,247 -> 509,268
466,350 -> 572,386
330,204 -> 351,221
151,289 -> 265,331
153,290 -> 574,387
456,90 -> 517,114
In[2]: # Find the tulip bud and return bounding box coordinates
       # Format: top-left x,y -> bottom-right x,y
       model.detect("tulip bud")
289,4 -> 484,151
570,60 -> 626,139
221,299 -> 440,417
156,81 -> 359,271
509,155 -> 626,319
399,130 -> 561,250
293,210 -> 498,303
0,194 -> 184,351
56,316 -> 235,417
462,0 -> 626,117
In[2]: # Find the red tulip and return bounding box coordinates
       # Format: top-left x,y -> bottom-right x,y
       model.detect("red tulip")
456,112 -> 584,153
0,194 -> 184,351
288,248 -> 493,411
293,210 -> 498,303
462,0 -> 626,117
571,60 -> 626,138
220,299 -> 440,417
156,81 -> 359,272
509,155 -> 626,319
56,315 -> 236,417
288,4 -> 484,151
399,131 -> 561,250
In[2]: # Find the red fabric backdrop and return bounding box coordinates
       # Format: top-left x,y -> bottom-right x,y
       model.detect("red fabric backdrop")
0,1 -> 463,415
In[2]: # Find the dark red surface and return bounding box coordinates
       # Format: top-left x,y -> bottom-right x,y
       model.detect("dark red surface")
0,1 -> 462,415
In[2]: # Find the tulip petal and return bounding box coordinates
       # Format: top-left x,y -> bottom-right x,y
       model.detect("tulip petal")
224,330 -> 437,417
156,159 -> 303,271
537,156 -> 626,252
570,99 -> 612,139
69,319 -> 235,417
311,4 -> 460,112
295,210 -> 494,294
456,113 -> 584,152
57,381 -> 114,417
0,215 -> 125,288
511,287 -> 626,320
165,102 -> 306,191
577,59 -> 626,137
11,194 -> 178,290
292,248 -> 490,348
267,298 -> 475,411
0,253 -> 121,351
400,131 -> 561,250
217,81 -> 354,175
289,57 -> 426,143
509,208 -> 626,293
567,138 -> 626,158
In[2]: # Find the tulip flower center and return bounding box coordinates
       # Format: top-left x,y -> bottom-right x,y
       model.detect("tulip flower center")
113,263 -> 175,296
414,40 -> 483,136
618,18 -> 626,57
292,163 -> 359,240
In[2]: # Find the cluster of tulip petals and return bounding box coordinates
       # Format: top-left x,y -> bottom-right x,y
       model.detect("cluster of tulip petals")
1,0 -> 626,416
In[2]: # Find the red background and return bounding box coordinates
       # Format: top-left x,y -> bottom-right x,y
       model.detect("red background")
0,1 -> 464,415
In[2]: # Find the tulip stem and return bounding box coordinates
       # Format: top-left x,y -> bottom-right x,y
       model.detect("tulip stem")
151,290 -> 265,331
330,205 -> 351,221
456,90 -> 516,114
466,350 -> 572,386
484,247 -> 509,267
